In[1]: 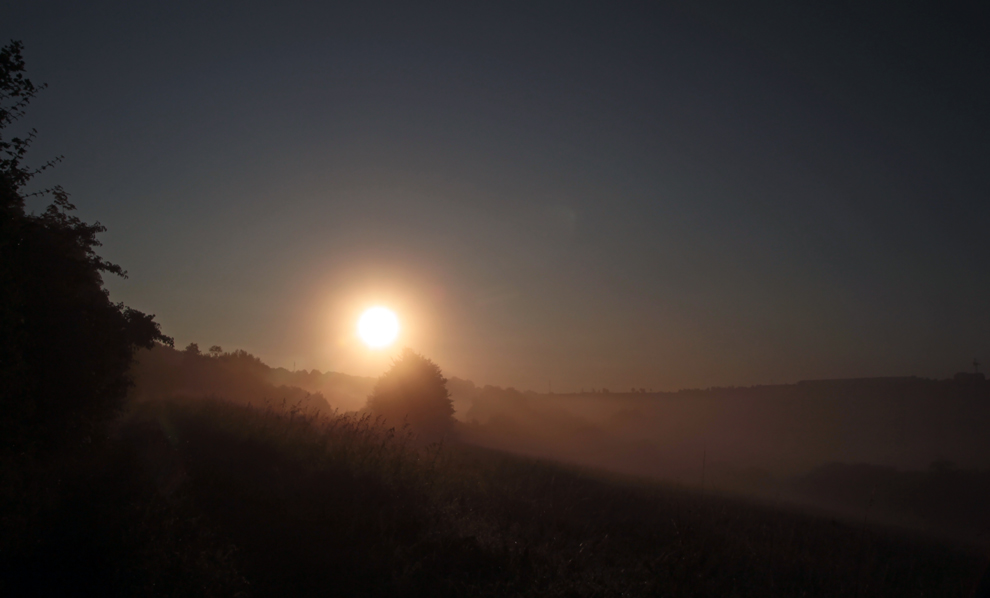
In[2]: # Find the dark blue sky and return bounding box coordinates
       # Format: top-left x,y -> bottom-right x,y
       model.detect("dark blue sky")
5,1 -> 989,389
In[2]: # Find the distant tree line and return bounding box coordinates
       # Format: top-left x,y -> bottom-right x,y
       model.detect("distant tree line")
129,342 -> 330,413
130,342 -> 459,442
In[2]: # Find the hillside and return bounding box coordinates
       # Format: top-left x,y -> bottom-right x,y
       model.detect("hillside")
3,396 -> 985,597
129,344 -> 377,413
125,347 -> 990,548
459,376 -> 990,477
133,347 -> 990,482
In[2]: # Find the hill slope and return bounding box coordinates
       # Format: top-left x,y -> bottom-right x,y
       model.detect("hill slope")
3,397 -> 985,597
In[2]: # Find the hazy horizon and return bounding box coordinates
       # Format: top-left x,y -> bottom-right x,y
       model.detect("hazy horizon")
157,341 -> 982,395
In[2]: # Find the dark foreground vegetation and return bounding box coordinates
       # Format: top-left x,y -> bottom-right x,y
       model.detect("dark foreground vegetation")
2,396 -> 987,597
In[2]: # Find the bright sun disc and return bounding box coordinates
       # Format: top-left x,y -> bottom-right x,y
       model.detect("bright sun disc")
357,306 -> 400,348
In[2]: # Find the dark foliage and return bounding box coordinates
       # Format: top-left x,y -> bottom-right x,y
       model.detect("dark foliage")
367,348 -> 455,441
0,420 -> 246,597
129,343 -> 330,413
129,343 -> 376,412
7,397 -> 984,597
0,41 -> 171,453
792,462 -> 990,543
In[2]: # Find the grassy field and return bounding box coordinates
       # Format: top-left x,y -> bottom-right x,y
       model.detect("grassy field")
2,397 -> 986,597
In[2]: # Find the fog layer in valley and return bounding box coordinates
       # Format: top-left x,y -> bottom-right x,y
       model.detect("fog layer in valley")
130,345 -> 990,544
456,377 -> 990,478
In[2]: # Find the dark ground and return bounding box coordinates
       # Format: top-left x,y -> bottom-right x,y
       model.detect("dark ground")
2,398 -> 986,597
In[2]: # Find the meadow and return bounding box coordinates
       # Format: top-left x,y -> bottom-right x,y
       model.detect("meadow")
3,396 -> 985,597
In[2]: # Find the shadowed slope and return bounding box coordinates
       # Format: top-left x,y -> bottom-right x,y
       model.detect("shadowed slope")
4,396 -> 985,596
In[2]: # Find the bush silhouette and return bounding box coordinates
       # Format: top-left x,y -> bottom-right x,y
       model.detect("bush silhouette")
366,348 -> 454,441
0,41 -> 170,452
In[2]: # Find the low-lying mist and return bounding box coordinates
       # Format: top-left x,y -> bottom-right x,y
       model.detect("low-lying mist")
129,344 -> 990,545
455,377 -> 990,478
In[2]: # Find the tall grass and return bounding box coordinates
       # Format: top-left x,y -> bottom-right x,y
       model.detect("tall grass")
3,395 -> 986,597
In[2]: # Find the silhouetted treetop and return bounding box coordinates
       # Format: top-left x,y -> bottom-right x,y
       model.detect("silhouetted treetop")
367,348 -> 454,442
0,40 -> 171,452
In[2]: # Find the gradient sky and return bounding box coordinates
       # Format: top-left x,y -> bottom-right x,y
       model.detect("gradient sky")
5,1 -> 989,390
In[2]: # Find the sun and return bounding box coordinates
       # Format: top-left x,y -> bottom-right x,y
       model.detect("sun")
357,306 -> 400,348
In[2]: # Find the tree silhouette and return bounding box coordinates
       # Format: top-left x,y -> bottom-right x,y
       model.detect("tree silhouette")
0,41 -> 171,452
366,348 -> 454,441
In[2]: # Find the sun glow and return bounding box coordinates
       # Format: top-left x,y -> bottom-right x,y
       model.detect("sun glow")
357,306 -> 400,348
